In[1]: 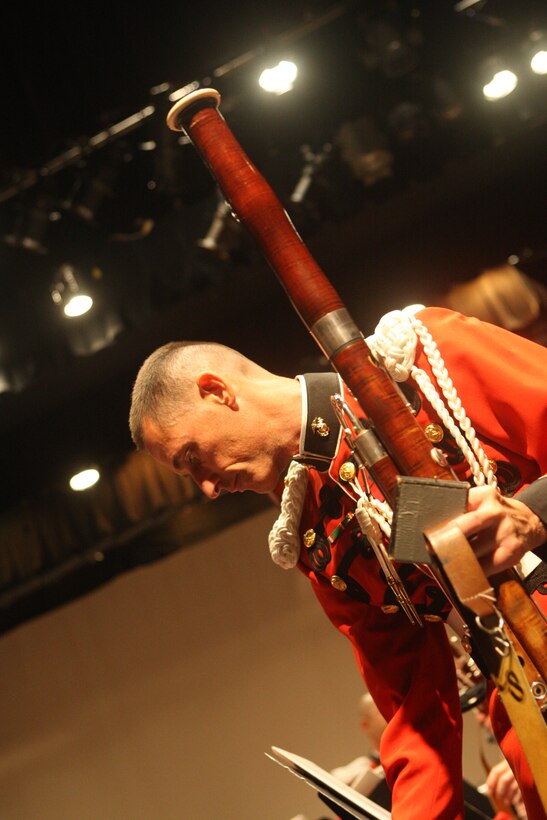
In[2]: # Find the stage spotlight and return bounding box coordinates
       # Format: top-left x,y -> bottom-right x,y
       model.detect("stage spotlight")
258,60 -> 298,95
50,264 -> 93,318
483,69 -> 517,100
69,468 -> 100,491
480,58 -> 518,100
530,42 -> 547,74
531,50 -> 547,74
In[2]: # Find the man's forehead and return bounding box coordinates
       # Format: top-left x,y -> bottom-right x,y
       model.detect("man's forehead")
142,416 -> 193,468
141,416 -> 163,442
142,416 -> 183,449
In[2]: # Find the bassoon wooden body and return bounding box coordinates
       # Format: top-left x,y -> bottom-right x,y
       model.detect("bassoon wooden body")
165,88 -> 547,687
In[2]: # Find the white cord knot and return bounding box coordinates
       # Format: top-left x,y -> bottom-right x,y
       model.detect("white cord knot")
366,309 -> 417,382
268,461 -> 309,569
369,306 -> 497,489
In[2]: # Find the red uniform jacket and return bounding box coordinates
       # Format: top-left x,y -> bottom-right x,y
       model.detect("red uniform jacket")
294,307 -> 547,820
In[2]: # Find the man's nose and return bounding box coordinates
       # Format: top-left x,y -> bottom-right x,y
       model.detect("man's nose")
197,476 -> 220,499
181,462 -> 220,499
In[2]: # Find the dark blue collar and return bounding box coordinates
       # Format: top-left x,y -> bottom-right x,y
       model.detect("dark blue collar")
294,372 -> 342,472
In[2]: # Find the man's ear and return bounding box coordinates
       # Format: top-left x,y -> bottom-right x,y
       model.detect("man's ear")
196,372 -> 238,408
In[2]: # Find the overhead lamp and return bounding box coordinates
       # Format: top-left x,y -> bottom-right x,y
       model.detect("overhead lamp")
196,197 -> 232,257
483,69 -> 518,100
50,264 -> 93,318
69,467 -> 100,491
531,49 -> 547,74
258,60 -> 298,95
528,31 -> 547,75
480,58 -> 518,101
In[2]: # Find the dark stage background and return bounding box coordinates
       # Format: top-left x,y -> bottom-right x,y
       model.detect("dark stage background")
1,0 -> 546,632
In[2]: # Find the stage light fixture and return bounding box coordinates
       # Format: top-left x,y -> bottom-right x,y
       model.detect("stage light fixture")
50,264 -> 93,318
531,50 -> 547,74
483,69 -> 517,100
522,30 -> 547,75
258,60 -> 298,95
69,468 -> 100,491
480,58 -> 518,100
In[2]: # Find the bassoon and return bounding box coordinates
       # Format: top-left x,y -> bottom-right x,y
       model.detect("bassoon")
165,88 -> 547,801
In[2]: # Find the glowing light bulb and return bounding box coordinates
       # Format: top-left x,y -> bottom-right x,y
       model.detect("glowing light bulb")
482,69 -> 518,100
64,294 -> 93,317
531,49 -> 547,75
70,468 -> 100,491
258,61 -> 298,95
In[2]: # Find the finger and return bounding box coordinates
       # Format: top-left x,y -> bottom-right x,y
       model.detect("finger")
453,509 -> 499,540
495,770 -> 518,802
466,485 -> 497,510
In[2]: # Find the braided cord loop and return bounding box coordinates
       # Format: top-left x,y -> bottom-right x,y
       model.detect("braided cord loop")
268,461 -> 309,568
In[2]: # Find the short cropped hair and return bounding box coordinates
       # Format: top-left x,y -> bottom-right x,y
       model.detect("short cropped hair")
129,340 -> 254,449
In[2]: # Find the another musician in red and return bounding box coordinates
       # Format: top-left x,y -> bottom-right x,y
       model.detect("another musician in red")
129,306 -> 547,820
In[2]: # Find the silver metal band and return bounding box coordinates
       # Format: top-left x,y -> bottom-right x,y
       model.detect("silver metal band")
354,428 -> 388,468
310,308 -> 363,358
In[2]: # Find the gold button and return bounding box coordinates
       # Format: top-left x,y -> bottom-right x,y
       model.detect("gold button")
330,575 -> 347,592
488,460 -> 498,474
381,604 -> 399,614
303,529 -> 316,548
311,416 -> 330,438
425,423 -> 444,443
423,614 -> 442,622
339,461 -> 356,482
